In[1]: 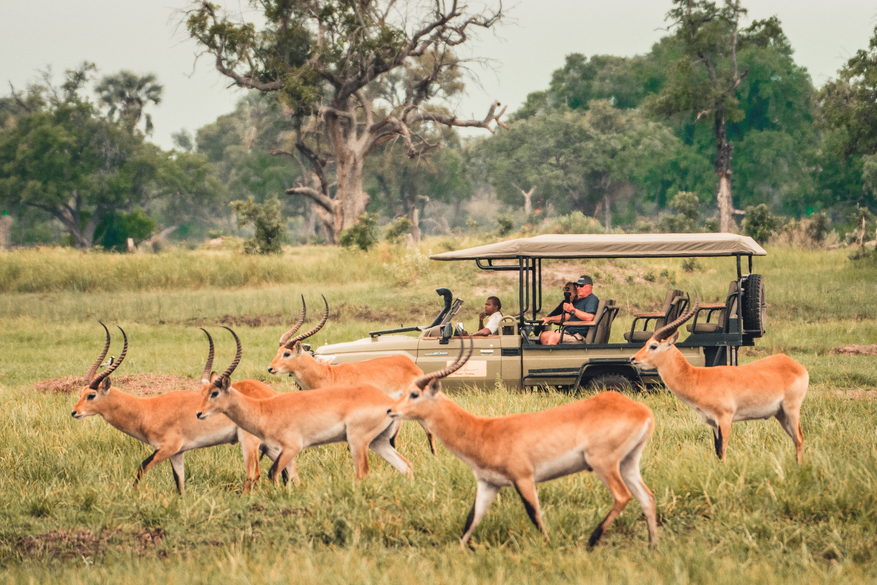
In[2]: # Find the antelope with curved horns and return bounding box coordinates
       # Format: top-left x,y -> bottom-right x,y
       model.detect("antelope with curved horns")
198,327 -> 413,485
72,324 -> 282,493
268,296 -> 437,455
631,295 -> 808,463
388,338 -> 658,548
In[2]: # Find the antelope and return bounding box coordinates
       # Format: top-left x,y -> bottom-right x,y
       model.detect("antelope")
631,298 -> 808,463
267,296 -> 437,455
198,327 -> 413,485
71,323 -> 281,494
387,338 -> 658,548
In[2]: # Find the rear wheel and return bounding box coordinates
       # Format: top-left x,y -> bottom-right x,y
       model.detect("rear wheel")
586,372 -> 634,393
742,274 -> 766,337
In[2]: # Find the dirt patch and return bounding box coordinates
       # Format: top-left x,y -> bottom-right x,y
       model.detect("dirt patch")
184,313 -> 286,327
250,503 -> 312,517
9,529 -> 165,560
34,374 -> 198,396
334,302 -> 435,325
834,389 -> 877,400
177,304 -> 437,329
739,347 -> 770,357
829,344 -> 877,356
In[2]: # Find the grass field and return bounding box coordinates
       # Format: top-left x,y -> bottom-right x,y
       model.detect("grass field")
1,242 -> 876,584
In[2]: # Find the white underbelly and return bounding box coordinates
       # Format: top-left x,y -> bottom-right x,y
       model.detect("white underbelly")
302,422 -> 347,449
534,449 -> 590,483
734,398 -> 783,422
183,427 -> 238,451
474,467 -> 513,487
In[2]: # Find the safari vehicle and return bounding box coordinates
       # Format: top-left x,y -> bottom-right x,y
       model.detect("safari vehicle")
314,234 -> 767,390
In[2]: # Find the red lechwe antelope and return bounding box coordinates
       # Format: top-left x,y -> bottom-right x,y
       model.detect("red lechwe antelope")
388,338 -> 658,548
197,327 -> 413,485
71,323 -> 281,493
267,296 -> 437,454
631,297 -> 808,463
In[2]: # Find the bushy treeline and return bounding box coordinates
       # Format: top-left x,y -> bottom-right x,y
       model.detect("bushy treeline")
4,2 -> 877,251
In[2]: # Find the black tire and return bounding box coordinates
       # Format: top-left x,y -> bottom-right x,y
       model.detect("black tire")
587,372 -> 634,393
742,273 -> 766,337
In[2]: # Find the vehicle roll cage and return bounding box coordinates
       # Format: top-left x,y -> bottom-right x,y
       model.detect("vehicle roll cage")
475,254 -> 755,327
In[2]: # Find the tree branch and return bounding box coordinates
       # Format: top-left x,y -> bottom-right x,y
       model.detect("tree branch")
285,186 -> 335,214
196,1 -> 284,92
406,99 -> 509,132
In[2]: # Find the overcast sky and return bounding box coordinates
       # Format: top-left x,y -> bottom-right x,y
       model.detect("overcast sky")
2,1 -> 876,150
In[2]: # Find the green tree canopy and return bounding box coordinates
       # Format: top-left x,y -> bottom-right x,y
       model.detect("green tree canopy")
480,101 -> 678,230
0,65 -> 221,248
95,71 -> 163,135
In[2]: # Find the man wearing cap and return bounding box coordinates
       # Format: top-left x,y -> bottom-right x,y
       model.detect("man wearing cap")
539,275 -> 599,345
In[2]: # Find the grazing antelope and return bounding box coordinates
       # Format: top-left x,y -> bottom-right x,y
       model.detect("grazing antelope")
388,339 -> 658,548
198,327 -> 413,485
71,323 -> 281,494
631,298 -> 808,463
268,296 -> 437,455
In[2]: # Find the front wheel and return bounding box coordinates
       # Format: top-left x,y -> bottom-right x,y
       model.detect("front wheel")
586,372 -> 634,393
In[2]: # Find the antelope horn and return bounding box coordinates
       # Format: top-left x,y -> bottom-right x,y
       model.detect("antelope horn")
89,326 -> 128,390
284,295 -> 328,348
414,336 -> 474,390
215,326 -> 243,386
653,293 -> 700,342
85,322 -> 111,383
278,295 -> 307,347
200,328 -> 215,384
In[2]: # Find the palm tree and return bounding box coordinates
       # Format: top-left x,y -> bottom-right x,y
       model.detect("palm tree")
95,71 -> 163,134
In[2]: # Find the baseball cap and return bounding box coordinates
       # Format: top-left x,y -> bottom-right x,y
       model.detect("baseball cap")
576,275 -> 593,286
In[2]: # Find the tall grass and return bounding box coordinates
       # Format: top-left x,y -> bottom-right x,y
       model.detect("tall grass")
1,241 -> 876,583
0,388 -> 875,583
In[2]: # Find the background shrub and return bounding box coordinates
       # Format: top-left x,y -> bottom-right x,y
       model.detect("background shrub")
340,213 -> 379,251
230,196 -> 285,254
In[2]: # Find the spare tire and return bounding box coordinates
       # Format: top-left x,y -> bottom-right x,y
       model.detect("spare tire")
742,273 -> 766,337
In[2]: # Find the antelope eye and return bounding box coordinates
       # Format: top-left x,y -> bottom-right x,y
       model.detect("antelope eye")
409,392 -> 419,399
210,391 -> 219,399
86,394 -> 96,401
649,344 -> 658,350
283,352 -> 290,358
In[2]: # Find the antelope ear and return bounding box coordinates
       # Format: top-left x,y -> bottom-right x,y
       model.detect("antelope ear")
219,376 -> 232,392
209,372 -> 220,384
293,342 -> 303,356
426,379 -> 442,396
666,330 -> 680,345
99,377 -> 112,394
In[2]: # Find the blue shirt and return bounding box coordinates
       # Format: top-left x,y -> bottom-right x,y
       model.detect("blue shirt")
566,293 -> 599,336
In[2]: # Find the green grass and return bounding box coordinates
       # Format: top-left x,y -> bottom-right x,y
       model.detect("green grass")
1,242 -> 876,583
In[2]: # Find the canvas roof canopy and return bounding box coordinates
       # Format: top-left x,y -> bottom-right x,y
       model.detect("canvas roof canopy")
430,233 -> 766,261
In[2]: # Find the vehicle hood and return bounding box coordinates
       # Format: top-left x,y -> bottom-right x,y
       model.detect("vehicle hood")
314,334 -> 419,356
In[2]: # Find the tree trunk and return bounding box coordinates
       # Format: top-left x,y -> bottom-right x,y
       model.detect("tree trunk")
0,215 -> 12,249
714,106 -> 736,233
408,205 -> 421,244
55,207 -> 95,249
519,186 -> 535,215
334,152 -> 369,237
603,193 -> 612,233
